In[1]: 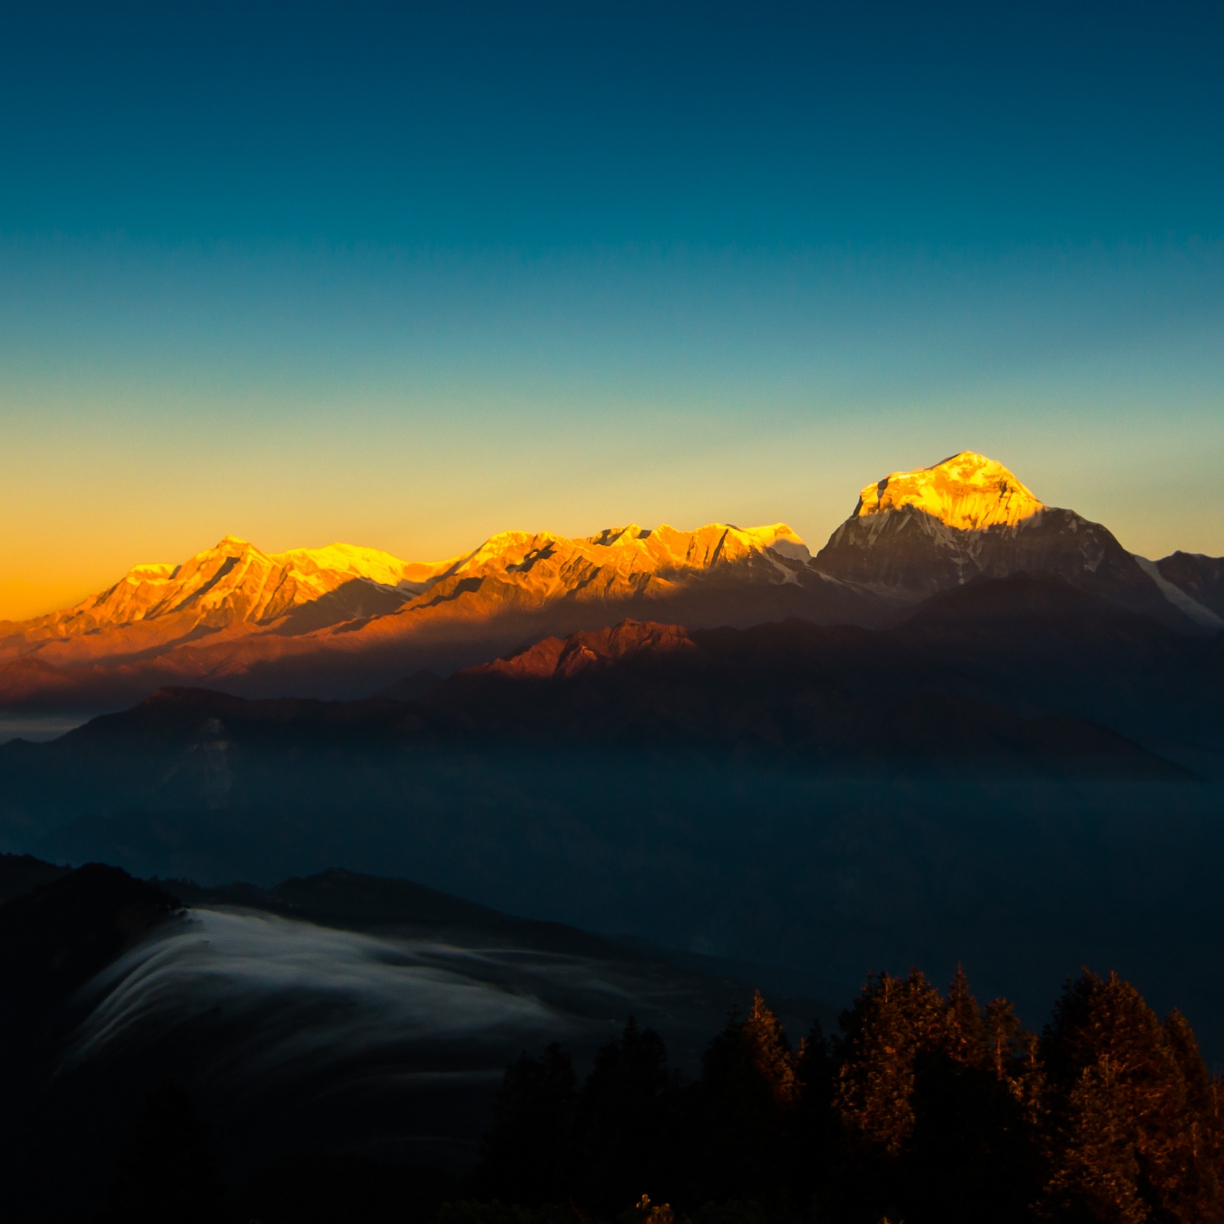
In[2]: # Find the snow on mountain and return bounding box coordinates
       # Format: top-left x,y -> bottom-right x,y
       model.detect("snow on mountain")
1,453 -> 1218,714
269,543 -> 452,591
1155,552 -> 1224,620
1132,557 -> 1224,630
0,521 -> 824,675
855,451 -> 1044,530
0,537 -> 452,664
814,452 -> 1202,628
404,521 -> 814,620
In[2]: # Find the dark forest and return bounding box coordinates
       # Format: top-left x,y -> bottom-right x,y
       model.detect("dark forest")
97,968 -> 1223,1224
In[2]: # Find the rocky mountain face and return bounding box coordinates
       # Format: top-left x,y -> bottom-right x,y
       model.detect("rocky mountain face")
0,537 -> 445,664
1,523 -> 821,661
342,520 -> 864,645
0,453 -> 1219,714
0,521 -> 872,711
1155,552 -> 1224,619
813,452 -> 1217,628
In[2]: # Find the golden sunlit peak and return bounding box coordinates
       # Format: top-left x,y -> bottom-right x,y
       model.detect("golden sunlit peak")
213,534 -> 257,553
855,452 -> 1044,531
733,523 -> 808,555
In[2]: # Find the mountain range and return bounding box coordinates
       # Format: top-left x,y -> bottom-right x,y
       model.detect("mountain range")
4,444 -> 1224,1173
3,452 -> 1221,715
3,453 -> 1223,1224
3,563 -> 1221,874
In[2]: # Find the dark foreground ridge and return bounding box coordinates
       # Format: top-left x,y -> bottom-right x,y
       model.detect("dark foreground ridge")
1,856 -> 1219,1224
0,855 -> 826,1224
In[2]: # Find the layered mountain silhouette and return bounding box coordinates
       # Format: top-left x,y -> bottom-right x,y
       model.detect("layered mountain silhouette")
4,573 -> 1217,844
4,453 -> 1223,1224
2,452 -> 1219,714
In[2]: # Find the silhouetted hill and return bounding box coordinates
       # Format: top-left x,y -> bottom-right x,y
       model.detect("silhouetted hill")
0,851 -> 71,902
172,868 -> 652,959
0,857 -> 829,1224
0,862 -> 177,1009
433,613 -> 1186,778
891,573 -> 1224,753
0,862 -> 182,1222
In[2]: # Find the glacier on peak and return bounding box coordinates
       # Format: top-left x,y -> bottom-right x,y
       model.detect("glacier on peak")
1132,556 -> 1224,629
855,452 -> 1045,532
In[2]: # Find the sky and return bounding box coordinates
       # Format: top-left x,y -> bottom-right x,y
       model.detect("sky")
1,0 -> 1222,619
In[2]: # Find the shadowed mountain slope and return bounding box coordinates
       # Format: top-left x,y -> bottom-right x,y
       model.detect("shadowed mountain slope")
1157,551 -> 1224,618
1,573 -> 1216,845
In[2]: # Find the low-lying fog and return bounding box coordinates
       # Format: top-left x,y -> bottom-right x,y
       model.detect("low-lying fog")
58,905 -> 752,1172
0,715 -> 88,744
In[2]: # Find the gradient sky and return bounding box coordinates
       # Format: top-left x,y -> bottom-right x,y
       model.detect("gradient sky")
2,0 -> 1222,619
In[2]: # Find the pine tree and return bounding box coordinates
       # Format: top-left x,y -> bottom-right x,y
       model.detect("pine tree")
903,972 -> 1041,1224
1044,1056 -> 1148,1224
833,970 -> 945,1155
576,1018 -> 677,1215
786,1017 -> 833,1203
984,996 -> 1045,1126
743,990 -> 801,1106
479,1043 -> 578,1206
690,995 -> 797,1205
1157,1009 -> 1224,1222
1040,970 -> 1224,1223
943,966 -> 986,1066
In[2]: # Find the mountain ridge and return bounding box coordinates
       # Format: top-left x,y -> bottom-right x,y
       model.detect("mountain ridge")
7,572 -> 1216,805
2,452 -> 1218,714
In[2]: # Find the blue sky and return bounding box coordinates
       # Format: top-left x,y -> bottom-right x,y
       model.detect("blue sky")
1,1 -> 1222,616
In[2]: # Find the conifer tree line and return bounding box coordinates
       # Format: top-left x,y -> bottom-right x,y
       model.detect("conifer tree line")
471,968 -> 1224,1224
91,967 -> 1224,1224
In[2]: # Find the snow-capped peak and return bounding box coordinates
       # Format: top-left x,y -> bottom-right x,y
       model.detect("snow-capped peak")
855,452 -> 1044,531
